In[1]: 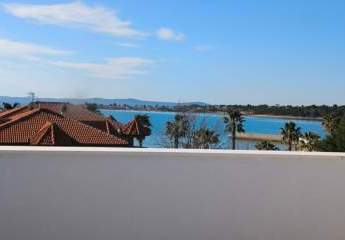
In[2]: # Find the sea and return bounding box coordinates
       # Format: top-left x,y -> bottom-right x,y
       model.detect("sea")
101,109 -> 325,150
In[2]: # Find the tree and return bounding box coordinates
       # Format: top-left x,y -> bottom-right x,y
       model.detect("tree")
192,127 -> 220,149
299,131 -> 321,152
319,117 -> 345,152
134,114 -> 152,148
280,122 -> 301,151
85,103 -> 99,113
322,114 -> 338,134
255,141 -> 279,151
182,114 -> 200,149
224,109 -> 245,150
166,114 -> 189,148
2,102 -> 20,110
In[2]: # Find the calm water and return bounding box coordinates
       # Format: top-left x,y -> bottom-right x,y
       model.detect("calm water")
101,109 -> 325,150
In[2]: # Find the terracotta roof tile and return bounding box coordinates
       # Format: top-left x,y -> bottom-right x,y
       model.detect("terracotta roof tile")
30,121 -> 56,145
122,118 -> 150,136
37,102 -> 105,121
0,105 -> 32,121
0,102 -> 125,136
105,116 -> 123,135
0,107 -> 129,146
30,121 -> 77,146
52,119 -> 128,146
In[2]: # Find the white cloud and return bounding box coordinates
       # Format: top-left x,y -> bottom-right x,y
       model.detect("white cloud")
116,42 -> 140,48
0,39 -> 150,80
3,2 -> 147,38
49,57 -> 153,80
0,38 -> 72,58
193,45 -> 213,52
156,27 -> 185,42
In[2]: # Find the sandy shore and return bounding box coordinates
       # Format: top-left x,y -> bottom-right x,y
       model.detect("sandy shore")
237,133 -> 282,142
247,114 -> 323,121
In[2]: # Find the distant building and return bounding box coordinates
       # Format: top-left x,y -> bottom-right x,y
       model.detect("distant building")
0,102 -> 137,147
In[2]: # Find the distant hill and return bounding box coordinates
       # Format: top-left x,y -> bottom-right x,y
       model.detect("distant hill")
0,96 -> 208,107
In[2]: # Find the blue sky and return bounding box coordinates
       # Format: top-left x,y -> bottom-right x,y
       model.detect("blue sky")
0,0 -> 344,105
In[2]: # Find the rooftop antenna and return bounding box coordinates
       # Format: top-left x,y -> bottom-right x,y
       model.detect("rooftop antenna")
28,92 -> 36,110
28,92 -> 36,103
61,104 -> 67,115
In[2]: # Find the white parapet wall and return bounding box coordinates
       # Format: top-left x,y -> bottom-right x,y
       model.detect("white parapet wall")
0,146 -> 345,240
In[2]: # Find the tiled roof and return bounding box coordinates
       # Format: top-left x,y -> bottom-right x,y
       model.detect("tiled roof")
122,118 -> 150,136
30,121 -> 77,146
0,105 -> 33,120
105,116 -> 123,135
37,102 -> 106,121
54,119 -> 128,146
0,102 -> 124,136
0,108 -> 63,145
0,107 -> 129,146
37,102 -> 124,135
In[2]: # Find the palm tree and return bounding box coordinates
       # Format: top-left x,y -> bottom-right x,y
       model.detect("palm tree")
319,116 -> 345,152
166,114 -> 189,148
255,141 -> 279,151
299,131 -> 320,152
134,114 -> 152,148
192,127 -> 219,149
2,102 -> 20,110
281,122 -> 301,151
224,109 -> 245,150
322,114 -> 337,134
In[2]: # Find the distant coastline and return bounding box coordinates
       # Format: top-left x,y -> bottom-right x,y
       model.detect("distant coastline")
1,95 -> 341,122
247,114 -> 323,122
102,109 -> 323,122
